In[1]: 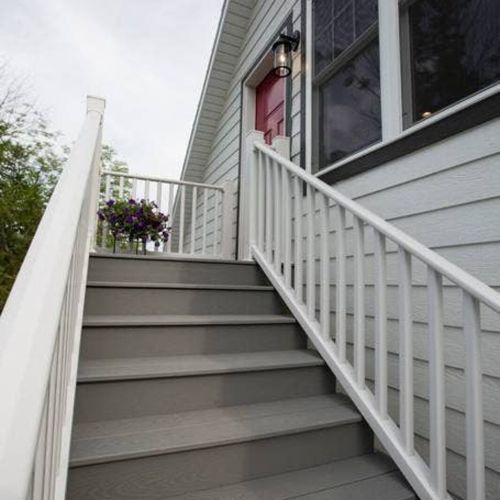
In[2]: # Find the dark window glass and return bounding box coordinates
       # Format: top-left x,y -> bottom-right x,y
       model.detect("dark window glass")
408,0 -> 500,123
319,42 -> 381,166
313,0 -> 378,76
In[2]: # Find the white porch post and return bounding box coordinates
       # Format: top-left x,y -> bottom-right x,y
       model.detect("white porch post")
378,0 -> 403,140
238,130 -> 264,260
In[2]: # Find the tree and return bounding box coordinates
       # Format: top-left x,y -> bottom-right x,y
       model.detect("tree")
0,66 -> 67,311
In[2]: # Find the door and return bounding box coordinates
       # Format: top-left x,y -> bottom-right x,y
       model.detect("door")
255,71 -> 285,145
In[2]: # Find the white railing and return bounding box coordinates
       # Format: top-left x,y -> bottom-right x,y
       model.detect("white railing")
245,136 -> 500,500
0,97 -> 105,500
98,171 -> 233,258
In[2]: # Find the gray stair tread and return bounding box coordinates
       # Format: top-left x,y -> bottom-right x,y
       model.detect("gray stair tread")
78,350 -> 324,382
163,454 -> 414,500
83,314 -> 296,327
70,394 -> 360,466
91,252 -> 257,265
87,281 -> 273,290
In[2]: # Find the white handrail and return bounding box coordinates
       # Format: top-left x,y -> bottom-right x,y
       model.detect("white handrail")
98,171 -> 233,258
253,141 -> 500,313
0,96 -> 105,500
247,139 -> 496,500
102,170 -> 225,191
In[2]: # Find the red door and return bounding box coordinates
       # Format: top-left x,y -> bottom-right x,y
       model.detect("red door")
255,71 -> 285,145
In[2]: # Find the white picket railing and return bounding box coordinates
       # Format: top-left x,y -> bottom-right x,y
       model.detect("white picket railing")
98,171 -> 233,258
0,97 -> 105,499
245,137 -> 500,500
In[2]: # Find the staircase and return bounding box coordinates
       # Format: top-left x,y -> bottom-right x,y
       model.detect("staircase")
66,254 -> 415,500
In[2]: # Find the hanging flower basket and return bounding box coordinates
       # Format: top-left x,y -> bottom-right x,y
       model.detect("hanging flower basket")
98,198 -> 170,254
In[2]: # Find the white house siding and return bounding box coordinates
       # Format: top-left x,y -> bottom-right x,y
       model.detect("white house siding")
183,0 -> 303,257
295,117 -> 500,500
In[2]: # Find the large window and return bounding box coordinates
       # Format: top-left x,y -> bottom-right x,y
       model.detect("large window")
401,0 -> 500,127
313,0 -> 381,171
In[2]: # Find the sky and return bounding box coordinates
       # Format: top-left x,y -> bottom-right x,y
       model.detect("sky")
0,0 -> 224,178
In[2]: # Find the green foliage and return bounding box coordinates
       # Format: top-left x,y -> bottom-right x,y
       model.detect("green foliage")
0,69 -> 67,312
96,145 -> 132,250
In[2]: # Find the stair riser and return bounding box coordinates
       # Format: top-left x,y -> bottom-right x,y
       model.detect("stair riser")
74,366 -> 334,422
84,287 -> 285,316
81,323 -> 306,359
88,257 -> 267,285
67,423 -> 373,499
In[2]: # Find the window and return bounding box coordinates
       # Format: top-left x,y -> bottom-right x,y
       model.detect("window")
401,0 -> 500,127
313,0 -> 381,171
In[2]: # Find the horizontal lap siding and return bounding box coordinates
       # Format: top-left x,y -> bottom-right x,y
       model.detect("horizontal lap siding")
184,0 -> 303,257
293,117 -> 500,499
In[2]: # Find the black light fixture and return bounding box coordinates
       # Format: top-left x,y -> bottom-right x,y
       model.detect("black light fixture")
272,31 -> 300,78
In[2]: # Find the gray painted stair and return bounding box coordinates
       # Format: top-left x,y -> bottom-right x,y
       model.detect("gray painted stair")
67,255 -> 415,499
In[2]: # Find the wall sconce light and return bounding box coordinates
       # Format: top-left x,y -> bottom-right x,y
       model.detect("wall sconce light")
272,31 -> 300,78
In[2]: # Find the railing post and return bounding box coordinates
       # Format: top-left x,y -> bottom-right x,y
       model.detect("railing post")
86,96 -> 105,253
271,136 -> 290,160
221,179 -> 235,259
238,130 -> 264,260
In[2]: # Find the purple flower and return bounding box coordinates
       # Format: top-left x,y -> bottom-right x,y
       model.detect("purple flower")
128,198 -> 137,205
106,199 -> 115,207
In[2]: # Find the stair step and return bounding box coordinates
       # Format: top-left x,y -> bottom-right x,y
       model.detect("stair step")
77,350 -> 324,382
70,394 -> 361,466
83,282 -> 286,316
81,315 -> 305,359
163,454 -> 415,500
86,281 -> 274,290
67,395 -> 373,499
82,314 -> 297,327
88,254 -> 267,285
74,351 -> 333,422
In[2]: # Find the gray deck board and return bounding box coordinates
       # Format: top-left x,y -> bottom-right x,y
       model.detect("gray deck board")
77,350 -> 324,382
70,394 -> 360,466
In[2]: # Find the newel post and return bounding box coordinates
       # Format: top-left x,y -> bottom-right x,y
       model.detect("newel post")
271,135 -> 290,160
86,95 -> 106,252
238,130 -> 264,260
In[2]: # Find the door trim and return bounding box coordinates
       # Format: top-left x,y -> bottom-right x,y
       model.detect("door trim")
235,13 -> 294,258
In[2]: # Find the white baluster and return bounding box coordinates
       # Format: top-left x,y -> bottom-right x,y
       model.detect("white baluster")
213,190 -> 220,256
294,176 -> 303,303
144,180 -> 150,201
427,268 -> 446,498
283,167 -> 292,288
257,153 -> 265,250
374,231 -> 388,418
463,291 -> 485,500
265,157 -> 273,262
399,247 -> 414,453
119,175 -> 124,199
190,186 -> 198,255
202,188 -> 208,255
166,183 -> 174,253
319,194 -> 330,340
179,185 -> 186,253
306,185 -> 315,319
273,160 -> 281,272
353,216 -> 365,387
336,205 -> 346,361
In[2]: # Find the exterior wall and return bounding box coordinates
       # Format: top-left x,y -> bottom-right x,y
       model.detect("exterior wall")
298,117 -> 500,500
183,0 -> 303,257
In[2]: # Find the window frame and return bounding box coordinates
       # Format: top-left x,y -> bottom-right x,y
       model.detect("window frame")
306,0 -> 500,180
310,2 -> 381,173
